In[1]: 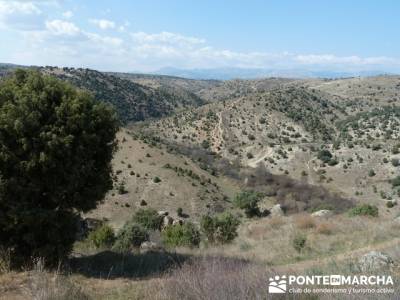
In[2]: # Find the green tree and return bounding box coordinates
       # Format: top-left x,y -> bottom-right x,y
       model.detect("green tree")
0,70 -> 119,266
112,222 -> 148,252
233,191 -> 263,217
200,213 -> 240,244
162,222 -> 200,248
88,224 -> 116,248
132,208 -> 163,231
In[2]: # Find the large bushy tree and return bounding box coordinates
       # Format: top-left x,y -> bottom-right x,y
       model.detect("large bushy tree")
0,69 -> 119,266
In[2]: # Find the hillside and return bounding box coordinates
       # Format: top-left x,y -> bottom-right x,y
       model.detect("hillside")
135,76 -> 400,208
2,70 -> 400,299
40,67 -> 207,123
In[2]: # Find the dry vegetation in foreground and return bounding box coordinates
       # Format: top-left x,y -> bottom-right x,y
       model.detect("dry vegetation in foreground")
5,254 -> 397,300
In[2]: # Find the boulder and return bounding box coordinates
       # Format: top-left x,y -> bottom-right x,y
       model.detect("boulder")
162,216 -> 173,229
140,241 -> 163,253
311,210 -> 333,218
158,210 -> 169,216
358,251 -> 394,272
270,204 -> 284,217
172,219 -> 184,226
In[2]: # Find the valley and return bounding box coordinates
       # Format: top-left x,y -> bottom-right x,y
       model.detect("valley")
1,66 -> 400,299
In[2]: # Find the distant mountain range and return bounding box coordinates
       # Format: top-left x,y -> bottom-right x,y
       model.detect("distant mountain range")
153,67 -> 393,80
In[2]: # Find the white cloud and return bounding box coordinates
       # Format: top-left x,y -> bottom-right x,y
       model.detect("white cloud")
3,22 -> 400,73
45,19 -> 80,36
132,31 -> 205,47
0,0 -> 43,30
62,10 -> 73,19
89,18 -> 115,30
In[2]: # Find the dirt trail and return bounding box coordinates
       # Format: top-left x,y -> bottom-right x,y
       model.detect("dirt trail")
272,237 -> 400,273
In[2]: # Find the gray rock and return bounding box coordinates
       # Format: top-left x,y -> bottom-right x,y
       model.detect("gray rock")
311,210 -> 333,218
158,210 -> 169,216
162,216 -> 173,229
140,241 -> 163,253
270,204 -> 284,217
358,251 -> 394,272
172,219 -> 184,226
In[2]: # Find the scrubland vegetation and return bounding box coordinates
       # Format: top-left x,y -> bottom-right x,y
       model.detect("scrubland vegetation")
1,68 -> 400,299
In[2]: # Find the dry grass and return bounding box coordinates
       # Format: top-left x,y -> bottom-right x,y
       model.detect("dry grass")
27,259 -> 90,300
268,216 -> 285,229
177,214 -> 400,267
0,248 -> 11,274
315,222 -> 335,235
294,214 -> 316,229
151,256 -> 269,300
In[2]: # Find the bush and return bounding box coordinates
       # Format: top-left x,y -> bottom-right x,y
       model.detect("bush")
386,201 -> 396,208
162,222 -> 200,248
132,208 -> 162,231
392,159 -> 400,167
348,204 -> 378,217
233,191 -> 263,217
0,70 -> 118,266
112,222 -> 148,252
368,169 -> 376,177
391,176 -> 400,187
88,225 -> 115,248
200,213 -> 240,244
177,207 -> 183,217
153,176 -> 162,183
201,140 -> 210,149
317,149 -> 332,163
292,234 -> 307,253
117,182 -> 128,194
327,158 -> 338,166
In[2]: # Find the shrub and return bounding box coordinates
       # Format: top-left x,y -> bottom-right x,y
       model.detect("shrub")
368,169 -> 376,177
177,207 -> 183,217
327,158 -> 338,166
233,191 -> 263,217
0,70 -> 118,266
88,225 -> 115,248
132,208 -> 162,230
117,182 -> 128,194
348,204 -> 378,217
162,223 -> 200,248
392,159 -> 400,167
292,234 -> 307,253
153,176 -> 162,183
391,176 -> 400,187
112,222 -> 148,252
200,213 -> 240,244
386,201 -> 396,208
317,149 -> 332,163
201,140 -> 210,149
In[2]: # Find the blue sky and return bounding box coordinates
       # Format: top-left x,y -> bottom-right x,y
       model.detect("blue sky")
0,0 -> 399,73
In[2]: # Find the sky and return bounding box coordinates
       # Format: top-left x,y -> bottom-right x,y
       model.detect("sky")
0,0 -> 399,73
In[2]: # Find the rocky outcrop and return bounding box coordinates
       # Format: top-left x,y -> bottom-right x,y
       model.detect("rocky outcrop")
358,251 -> 394,272
270,204 -> 284,217
311,210 -> 333,218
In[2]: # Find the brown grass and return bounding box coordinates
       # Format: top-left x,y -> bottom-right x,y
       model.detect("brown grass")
151,256 -> 269,300
315,222 -> 334,235
268,216 -> 285,229
28,259 -> 90,300
294,214 -> 316,229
